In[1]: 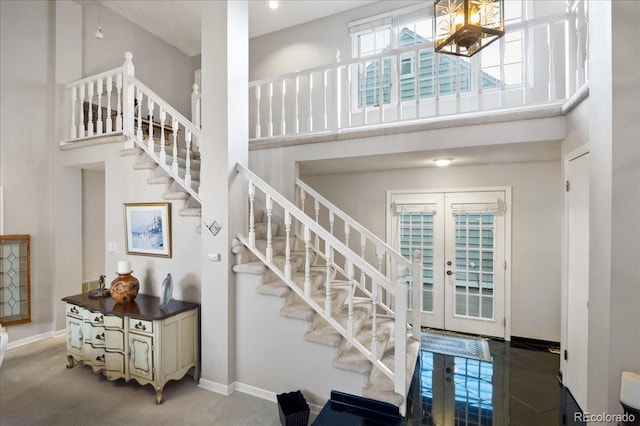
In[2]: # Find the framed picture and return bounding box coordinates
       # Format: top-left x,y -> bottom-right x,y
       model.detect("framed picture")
124,202 -> 172,258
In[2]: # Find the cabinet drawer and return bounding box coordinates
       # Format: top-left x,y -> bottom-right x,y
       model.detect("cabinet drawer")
105,329 -> 124,351
129,319 -> 153,334
85,311 -> 105,325
83,343 -> 105,366
66,303 -> 83,318
104,315 -> 123,329
84,325 -> 105,347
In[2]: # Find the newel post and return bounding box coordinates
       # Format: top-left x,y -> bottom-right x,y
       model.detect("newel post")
412,250 -> 422,339
332,49 -> 341,132
121,52 -> 136,148
394,264 -> 408,416
191,84 -> 201,128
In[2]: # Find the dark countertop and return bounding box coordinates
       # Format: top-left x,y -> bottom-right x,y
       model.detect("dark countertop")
62,293 -> 200,321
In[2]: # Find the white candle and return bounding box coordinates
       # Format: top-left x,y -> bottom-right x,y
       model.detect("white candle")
117,261 -> 131,274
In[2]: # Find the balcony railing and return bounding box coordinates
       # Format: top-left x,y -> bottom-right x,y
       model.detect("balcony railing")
249,2 -> 588,142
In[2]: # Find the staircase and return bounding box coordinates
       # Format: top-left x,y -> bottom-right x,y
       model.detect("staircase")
233,164 -> 422,415
61,52 -> 422,416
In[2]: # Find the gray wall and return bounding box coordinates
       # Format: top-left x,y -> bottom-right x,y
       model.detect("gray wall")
82,169 -> 105,283
301,160 -> 562,342
82,2 -> 195,117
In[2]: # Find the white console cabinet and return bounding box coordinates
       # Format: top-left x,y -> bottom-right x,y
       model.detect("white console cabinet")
63,293 -> 199,403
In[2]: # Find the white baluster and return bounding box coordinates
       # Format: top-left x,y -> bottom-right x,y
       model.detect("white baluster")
346,260 -> 354,337
185,130 -> 192,188
171,118 -> 179,175
147,99 -> 155,152
547,24 -> 557,101
394,264 -> 408,408
136,88 -> 143,142
360,235 -> 367,291
255,85 -> 261,138
121,53 -> 135,148
308,73 -> 313,131
96,77 -> 103,135
329,211 -> 335,235
332,49 -> 341,132
159,109 -> 166,164
78,83 -> 85,137
325,244 -> 333,315
299,189 -> 306,213
575,0 -> 587,88
70,86 -> 77,139
314,199 -> 320,250
268,82 -> 273,137
304,225 -> 311,298
434,54 -> 441,117
105,75 -> 113,133
295,76 -> 300,134
266,194 -> 273,263
116,73 -> 123,131
87,81 -> 94,136
347,64 -> 353,127
376,246 -> 385,274
412,249 -> 423,339
191,84 -> 201,127
361,62 -> 368,126
344,223 -> 351,272
371,281 -> 379,360
284,211 -> 292,281
322,68 -> 328,130
280,80 -> 286,136
248,183 -> 256,247
377,57 -> 384,122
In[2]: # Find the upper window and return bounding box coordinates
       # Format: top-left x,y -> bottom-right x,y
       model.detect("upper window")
349,2 -> 525,107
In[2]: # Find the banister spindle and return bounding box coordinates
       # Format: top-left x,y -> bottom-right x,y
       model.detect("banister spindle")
70,86 -> 77,139
115,73 -> 123,131
303,225 -> 311,298
346,260 -> 354,337
96,77 -> 103,135
376,246 -> 385,274
377,57 -> 384,123
171,118 -> 179,175
547,24 -> 557,101
412,249 -> 423,339
308,73 -> 313,132
325,244 -> 333,315
360,235 -> 367,291
299,189 -> 306,213
185,129 -> 192,187
87,81 -> 94,136
147,99 -> 155,152
159,109 -> 166,164
329,211 -> 335,235
284,211 -> 292,281
266,194 -> 273,263
314,199 -> 320,250
268,82 -> 273,137
280,80 -> 286,136
136,88 -> 143,142
105,75 -> 113,133
371,280 -> 379,360
295,76 -> 300,134
255,85 -> 261,138
78,83 -> 85,137
248,183 -> 256,247
322,69 -> 328,130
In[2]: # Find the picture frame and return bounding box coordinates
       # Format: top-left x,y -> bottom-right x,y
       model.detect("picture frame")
124,202 -> 172,258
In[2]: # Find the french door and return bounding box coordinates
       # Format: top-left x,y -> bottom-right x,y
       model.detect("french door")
390,190 -> 509,338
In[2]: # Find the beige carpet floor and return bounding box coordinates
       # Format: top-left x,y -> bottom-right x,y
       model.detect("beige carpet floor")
0,335 -> 301,426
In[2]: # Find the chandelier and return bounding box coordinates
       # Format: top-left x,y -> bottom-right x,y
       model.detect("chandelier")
434,0 -> 505,57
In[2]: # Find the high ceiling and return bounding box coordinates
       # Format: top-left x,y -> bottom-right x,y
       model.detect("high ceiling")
98,0 -> 377,57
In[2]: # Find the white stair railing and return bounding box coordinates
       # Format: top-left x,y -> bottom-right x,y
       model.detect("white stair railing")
236,163 -> 422,415
63,52 -> 201,203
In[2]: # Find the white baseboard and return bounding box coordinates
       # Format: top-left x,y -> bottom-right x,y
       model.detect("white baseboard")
198,379 -> 236,396
199,380 -> 322,415
6,330 -> 65,350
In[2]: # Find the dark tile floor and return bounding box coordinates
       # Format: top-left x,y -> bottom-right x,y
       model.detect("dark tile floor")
405,338 -> 584,426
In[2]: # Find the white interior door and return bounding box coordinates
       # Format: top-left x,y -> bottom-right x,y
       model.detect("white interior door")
564,151 -> 589,411
391,190 -> 508,338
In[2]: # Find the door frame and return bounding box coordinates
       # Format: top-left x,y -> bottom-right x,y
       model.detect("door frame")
386,186 -> 512,340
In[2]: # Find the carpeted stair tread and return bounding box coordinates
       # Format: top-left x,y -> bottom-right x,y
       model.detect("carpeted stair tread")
147,175 -> 173,185
280,286 -> 348,321
332,316 -> 395,374
179,207 -> 201,217
304,301 -> 372,347
119,147 -> 144,157
254,222 -> 280,239
256,279 -> 291,297
362,337 -> 420,407
162,191 -> 190,200
232,262 -> 268,275
132,161 -> 159,170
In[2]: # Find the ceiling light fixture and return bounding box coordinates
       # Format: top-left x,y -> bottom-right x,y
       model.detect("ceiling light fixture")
434,158 -> 453,167
434,0 -> 504,57
268,1 -> 279,10
94,2 -> 104,39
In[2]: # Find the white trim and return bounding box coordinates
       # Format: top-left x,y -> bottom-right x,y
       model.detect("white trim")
198,378 -> 236,396
234,382 -> 276,402
0,185 -> 4,234
6,330 -> 64,350
348,3 -> 431,33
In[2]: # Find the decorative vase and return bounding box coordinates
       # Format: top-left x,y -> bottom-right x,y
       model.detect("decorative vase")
110,272 -> 140,304
159,273 -> 173,309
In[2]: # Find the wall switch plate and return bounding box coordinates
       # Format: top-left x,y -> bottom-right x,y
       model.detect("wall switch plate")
208,253 -> 221,261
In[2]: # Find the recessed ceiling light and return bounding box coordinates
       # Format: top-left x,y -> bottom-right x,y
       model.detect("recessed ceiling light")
434,158 -> 453,167
268,1 -> 279,10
